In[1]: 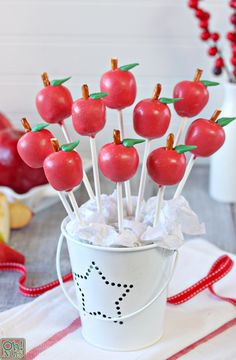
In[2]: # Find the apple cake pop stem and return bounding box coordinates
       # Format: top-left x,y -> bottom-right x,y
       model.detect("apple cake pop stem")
173,154 -> 196,199
41,72 -> 50,87
60,121 -> 95,200
90,136 -> 102,213
116,182 -> 124,233
153,185 -> 165,227
118,109 -> 133,216
135,139 -> 151,222
21,117 -> 31,132
57,192 -> 73,220
193,68 -> 203,82
111,57 -> 118,70
210,109 -> 222,122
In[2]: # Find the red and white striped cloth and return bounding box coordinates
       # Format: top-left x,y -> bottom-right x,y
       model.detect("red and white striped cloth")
0,239 -> 236,360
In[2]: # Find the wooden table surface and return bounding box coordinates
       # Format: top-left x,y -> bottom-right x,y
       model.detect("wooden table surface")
1,165 -> 236,312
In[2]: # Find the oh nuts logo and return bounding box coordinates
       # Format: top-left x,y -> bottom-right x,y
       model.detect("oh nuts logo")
0,338 -> 26,359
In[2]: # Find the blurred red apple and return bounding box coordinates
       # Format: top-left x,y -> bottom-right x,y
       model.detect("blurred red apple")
0,113 -> 12,131
0,128 -> 48,194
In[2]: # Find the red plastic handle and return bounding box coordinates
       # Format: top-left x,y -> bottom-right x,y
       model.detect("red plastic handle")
0,254 -> 235,306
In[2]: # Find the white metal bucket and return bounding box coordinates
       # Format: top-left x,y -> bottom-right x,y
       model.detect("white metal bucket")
56,217 -> 177,351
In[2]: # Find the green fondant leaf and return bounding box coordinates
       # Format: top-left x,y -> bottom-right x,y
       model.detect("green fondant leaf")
159,97 -> 182,104
51,77 -> 71,86
217,117 -> 236,127
175,145 -> 197,154
122,138 -> 145,147
119,63 -> 139,72
31,123 -> 49,132
200,80 -> 220,87
61,139 -> 80,152
89,92 -> 108,99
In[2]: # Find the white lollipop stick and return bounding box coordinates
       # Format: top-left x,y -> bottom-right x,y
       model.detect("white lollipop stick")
135,139 -> 151,222
124,182 -> 132,216
118,109 -> 132,216
57,191 -> 73,220
117,182 -> 124,233
68,191 -> 82,223
60,121 -> 71,143
60,121 -> 95,200
90,136 -> 102,213
174,116 -> 188,147
118,110 -> 125,141
153,185 -> 165,227
173,154 -> 196,199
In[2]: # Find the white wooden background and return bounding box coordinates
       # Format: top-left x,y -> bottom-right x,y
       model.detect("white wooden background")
0,0 -> 231,159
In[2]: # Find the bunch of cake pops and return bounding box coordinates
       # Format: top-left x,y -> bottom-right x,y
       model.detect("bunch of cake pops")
17,60 -> 236,236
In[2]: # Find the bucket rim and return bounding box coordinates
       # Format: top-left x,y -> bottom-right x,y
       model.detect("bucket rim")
61,216 -> 174,254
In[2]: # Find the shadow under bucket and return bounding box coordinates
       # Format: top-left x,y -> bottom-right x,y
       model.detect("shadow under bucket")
56,216 -> 177,351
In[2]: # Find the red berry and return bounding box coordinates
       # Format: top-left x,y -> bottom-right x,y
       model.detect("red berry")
188,0 -> 199,9
195,9 -> 204,18
203,12 -> 210,20
213,67 -> 222,76
229,1 -> 236,9
230,13 -> 236,25
199,11 -> 210,20
200,31 -> 210,41
231,43 -> 236,54
208,46 -> 218,56
199,20 -> 209,29
231,56 -> 236,66
196,10 -> 210,20
211,32 -> 220,42
227,32 -> 236,42
215,57 -> 224,68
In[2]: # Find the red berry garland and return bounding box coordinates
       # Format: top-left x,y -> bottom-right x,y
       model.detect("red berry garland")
188,0 -> 235,80
208,46 -> 217,56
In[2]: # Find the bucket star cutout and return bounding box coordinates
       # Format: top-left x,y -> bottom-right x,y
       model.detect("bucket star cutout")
73,261 -> 134,325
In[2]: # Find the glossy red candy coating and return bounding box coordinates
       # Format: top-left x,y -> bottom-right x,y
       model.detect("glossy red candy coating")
147,147 -> 186,186
0,128 -> 48,194
43,150 -> 83,192
100,68 -> 136,110
98,143 -> 139,182
36,85 -> 73,124
72,98 -> 106,137
17,129 -> 54,168
133,99 -> 171,139
173,80 -> 209,117
185,118 -> 225,157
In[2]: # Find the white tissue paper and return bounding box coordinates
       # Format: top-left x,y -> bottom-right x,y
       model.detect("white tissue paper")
66,191 -> 205,250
